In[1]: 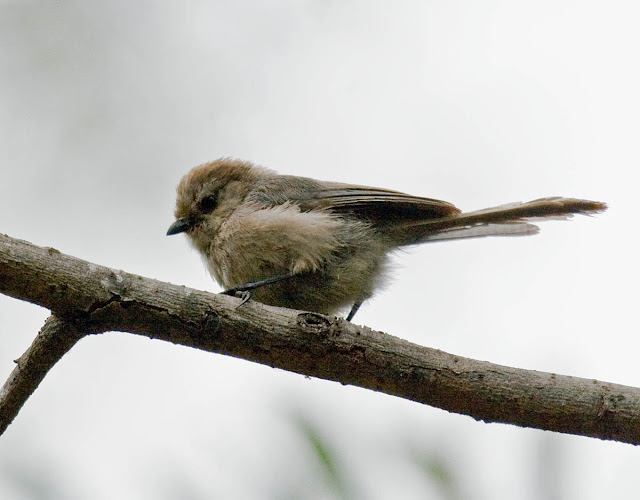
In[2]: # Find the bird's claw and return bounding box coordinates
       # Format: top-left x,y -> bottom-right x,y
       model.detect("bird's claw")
221,287 -> 252,308
237,290 -> 252,307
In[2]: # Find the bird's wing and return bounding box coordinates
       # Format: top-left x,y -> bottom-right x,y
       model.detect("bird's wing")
249,177 -> 606,247
252,176 -> 461,221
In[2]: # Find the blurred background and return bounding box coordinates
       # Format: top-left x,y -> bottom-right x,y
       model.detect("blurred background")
0,1 -> 638,499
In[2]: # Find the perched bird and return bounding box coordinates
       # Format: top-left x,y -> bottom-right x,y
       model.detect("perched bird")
167,158 -> 606,321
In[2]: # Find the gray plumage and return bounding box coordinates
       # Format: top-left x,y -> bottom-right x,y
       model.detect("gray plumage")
167,158 -> 606,320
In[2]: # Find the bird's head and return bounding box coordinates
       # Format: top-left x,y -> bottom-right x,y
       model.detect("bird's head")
167,158 -> 272,245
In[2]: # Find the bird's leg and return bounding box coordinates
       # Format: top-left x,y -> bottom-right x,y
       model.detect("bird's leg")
222,273 -> 296,307
345,302 -> 362,322
225,274 -> 364,320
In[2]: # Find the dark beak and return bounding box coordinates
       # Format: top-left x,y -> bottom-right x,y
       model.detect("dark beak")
166,218 -> 193,236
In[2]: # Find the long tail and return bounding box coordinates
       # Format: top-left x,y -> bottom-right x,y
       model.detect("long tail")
403,197 -> 607,245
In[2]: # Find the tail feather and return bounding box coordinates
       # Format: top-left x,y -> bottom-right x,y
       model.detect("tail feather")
455,197 -> 606,223
421,222 -> 539,242
401,197 -> 606,245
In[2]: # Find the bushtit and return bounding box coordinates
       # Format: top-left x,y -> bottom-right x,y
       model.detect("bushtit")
167,158 -> 606,321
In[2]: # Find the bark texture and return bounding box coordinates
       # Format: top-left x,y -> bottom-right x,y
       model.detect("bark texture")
0,233 -> 638,444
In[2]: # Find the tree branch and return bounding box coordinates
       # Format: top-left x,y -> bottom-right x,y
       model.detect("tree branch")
0,233 -> 638,443
0,315 -> 83,434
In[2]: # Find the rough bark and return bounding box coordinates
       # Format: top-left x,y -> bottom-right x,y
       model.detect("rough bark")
0,233 -> 638,444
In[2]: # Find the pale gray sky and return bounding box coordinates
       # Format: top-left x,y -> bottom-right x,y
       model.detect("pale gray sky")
1,1 -> 638,499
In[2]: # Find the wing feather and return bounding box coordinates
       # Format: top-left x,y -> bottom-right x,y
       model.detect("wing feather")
252,176 -> 460,220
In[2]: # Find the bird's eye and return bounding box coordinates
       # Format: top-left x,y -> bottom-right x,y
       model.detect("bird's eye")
198,195 -> 217,213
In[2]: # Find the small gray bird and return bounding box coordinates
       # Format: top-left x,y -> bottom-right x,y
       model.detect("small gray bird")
167,158 -> 606,321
